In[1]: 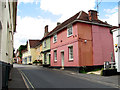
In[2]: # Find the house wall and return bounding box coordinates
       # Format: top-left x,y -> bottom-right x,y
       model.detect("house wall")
51,23 -> 79,67
42,38 -> 51,65
92,25 -> 114,65
31,48 -> 37,62
40,44 -> 43,63
77,23 -> 93,66
42,38 -> 50,51
0,1 -> 16,64
22,51 -> 30,64
42,52 -> 50,65
0,1 -> 17,89
36,46 -> 40,60
112,28 -> 120,72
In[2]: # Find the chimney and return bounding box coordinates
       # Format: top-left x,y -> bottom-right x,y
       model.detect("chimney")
88,10 -> 98,21
44,25 -> 49,36
57,22 -> 61,26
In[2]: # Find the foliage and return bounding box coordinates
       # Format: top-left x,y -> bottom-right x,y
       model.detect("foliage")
33,60 -> 42,64
100,68 -> 104,76
18,45 -> 27,58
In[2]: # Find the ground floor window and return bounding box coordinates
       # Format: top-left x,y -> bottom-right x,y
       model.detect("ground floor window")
68,46 -> 73,61
24,57 -> 27,64
28,56 -> 32,62
54,50 -> 57,62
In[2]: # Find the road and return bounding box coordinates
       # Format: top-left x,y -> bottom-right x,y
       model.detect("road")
14,64 -> 119,88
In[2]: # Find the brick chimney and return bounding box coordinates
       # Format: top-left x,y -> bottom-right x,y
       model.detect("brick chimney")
88,10 -> 98,21
44,25 -> 49,36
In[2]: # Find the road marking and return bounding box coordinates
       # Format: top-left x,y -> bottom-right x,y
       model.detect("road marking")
18,69 -> 35,89
19,70 -> 30,89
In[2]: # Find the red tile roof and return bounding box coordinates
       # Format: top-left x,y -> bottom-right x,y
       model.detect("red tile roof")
29,40 -> 41,48
41,10 -> 113,40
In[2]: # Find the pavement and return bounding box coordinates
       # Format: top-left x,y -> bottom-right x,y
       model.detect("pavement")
59,69 -> 120,88
8,64 -> 120,89
8,67 -> 27,89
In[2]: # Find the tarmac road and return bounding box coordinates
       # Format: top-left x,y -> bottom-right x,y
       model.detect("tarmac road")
14,64 -> 119,89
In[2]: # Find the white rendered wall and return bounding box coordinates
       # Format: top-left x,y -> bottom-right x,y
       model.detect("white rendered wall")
113,28 -> 120,72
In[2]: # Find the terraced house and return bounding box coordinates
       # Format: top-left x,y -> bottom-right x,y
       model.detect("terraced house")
49,10 -> 114,71
41,25 -> 51,67
22,40 -> 40,64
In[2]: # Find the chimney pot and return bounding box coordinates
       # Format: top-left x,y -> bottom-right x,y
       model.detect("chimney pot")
88,10 -> 98,21
57,22 -> 61,26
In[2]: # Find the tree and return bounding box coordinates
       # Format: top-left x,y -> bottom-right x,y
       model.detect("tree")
18,45 -> 27,59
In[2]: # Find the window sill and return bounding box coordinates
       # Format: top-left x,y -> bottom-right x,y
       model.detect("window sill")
67,34 -> 73,38
54,60 -> 57,63
53,41 -> 57,44
69,59 -> 73,62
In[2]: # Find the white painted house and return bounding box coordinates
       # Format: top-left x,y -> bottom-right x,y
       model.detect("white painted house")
112,27 -> 120,72
0,0 -> 17,89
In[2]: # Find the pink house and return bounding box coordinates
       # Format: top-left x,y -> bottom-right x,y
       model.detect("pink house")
49,10 -> 114,70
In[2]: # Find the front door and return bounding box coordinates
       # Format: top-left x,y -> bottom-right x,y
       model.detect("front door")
49,54 -> 51,65
61,52 -> 64,69
44,53 -> 47,64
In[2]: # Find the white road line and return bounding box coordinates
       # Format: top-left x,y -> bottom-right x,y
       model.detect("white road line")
18,69 -> 35,90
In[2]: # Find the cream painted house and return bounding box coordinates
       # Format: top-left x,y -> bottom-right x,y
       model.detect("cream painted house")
0,0 -> 17,89
22,40 -> 41,64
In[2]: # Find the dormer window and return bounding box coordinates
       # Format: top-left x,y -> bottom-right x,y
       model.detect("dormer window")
67,25 -> 73,37
53,34 -> 57,43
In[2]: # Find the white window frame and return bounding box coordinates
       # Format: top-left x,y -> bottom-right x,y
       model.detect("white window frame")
44,40 -> 46,48
67,25 -> 73,37
54,50 -> 57,62
53,34 -> 57,43
68,46 -> 73,61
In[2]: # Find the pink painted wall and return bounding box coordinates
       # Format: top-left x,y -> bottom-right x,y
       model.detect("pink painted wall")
77,23 -> 93,66
50,24 -> 79,67
92,25 -> 114,65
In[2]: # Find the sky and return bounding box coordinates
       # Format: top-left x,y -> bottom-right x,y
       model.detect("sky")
14,0 -> 119,50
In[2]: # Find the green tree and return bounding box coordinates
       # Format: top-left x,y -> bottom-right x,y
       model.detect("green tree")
18,45 -> 27,59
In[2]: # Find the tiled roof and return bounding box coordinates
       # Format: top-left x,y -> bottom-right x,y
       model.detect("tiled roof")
29,40 -> 41,48
41,10 -> 113,40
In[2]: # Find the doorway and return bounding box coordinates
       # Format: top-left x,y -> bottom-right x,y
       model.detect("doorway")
61,52 -> 64,69
49,54 -> 51,65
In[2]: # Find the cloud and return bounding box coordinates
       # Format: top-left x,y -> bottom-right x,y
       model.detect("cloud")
102,12 -> 118,26
40,0 -> 96,22
101,6 -> 118,26
104,7 -> 118,14
14,16 -> 56,50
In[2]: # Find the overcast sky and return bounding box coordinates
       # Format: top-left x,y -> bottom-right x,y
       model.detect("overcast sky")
14,0 -> 119,50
